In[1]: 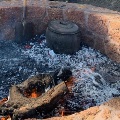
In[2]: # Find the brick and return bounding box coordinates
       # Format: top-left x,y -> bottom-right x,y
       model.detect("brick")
26,6 -> 46,19
88,13 -> 108,36
65,7 -> 85,28
82,30 -> 95,48
0,7 -> 22,31
42,15 -> 50,24
105,13 -> 120,21
108,20 -> 120,43
47,7 -> 63,20
104,17 -> 120,62
5,7 -> 22,22
104,41 -> 120,63
31,19 -> 47,34
0,8 -> 7,27
103,15 -> 120,62
0,25 -> 15,40
94,36 -> 106,54
47,0 -> 65,20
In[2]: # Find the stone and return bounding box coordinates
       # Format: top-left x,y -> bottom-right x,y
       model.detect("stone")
65,6 -> 85,28
44,97 -> 120,120
27,6 -> 46,19
0,25 -> 15,40
47,7 -> 63,20
81,30 -> 95,48
102,108 -> 111,120
94,35 -> 106,54
88,13 -> 108,36
104,41 -> 120,63
108,20 -> 120,43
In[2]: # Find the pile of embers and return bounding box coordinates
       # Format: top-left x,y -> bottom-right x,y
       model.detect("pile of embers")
0,34 -> 120,119
0,68 -> 75,120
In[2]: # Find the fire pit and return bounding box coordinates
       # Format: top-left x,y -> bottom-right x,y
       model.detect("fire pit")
0,34 -> 120,120
0,0 -> 120,119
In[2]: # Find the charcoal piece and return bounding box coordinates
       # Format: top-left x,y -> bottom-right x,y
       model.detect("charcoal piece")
52,68 -> 72,86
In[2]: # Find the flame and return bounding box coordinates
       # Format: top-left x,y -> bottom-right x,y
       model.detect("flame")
56,77 -> 76,117
58,107 -> 65,116
30,88 -> 39,98
59,107 -> 74,116
24,88 -> 41,98
61,110 -> 65,116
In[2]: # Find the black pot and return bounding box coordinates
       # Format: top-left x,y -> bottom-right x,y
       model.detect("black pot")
46,20 -> 81,54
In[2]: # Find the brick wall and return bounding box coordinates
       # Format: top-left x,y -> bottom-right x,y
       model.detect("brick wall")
0,0 -> 120,63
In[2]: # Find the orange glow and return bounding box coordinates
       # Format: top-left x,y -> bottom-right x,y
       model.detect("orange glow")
65,77 -> 76,92
0,98 -> 8,105
61,110 -> 65,116
0,115 -> 11,120
57,77 -> 76,117
59,107 -> 74,116
24,88 -> 41,98
0,117 -> 6,120
58,107 -> 65,116
30,89 -> 39,98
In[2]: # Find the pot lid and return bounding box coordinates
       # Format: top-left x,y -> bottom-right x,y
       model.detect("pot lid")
48,20 -> 79,34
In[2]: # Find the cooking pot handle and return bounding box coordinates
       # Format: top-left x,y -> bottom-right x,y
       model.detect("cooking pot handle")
60,21 -> 69,25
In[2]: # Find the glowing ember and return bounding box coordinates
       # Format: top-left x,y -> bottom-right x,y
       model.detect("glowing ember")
0,98 -> 8,105
24,88 -> 42,98
30,90 -> 38,98
65,77 -> 76,92
30,88 -> 41,98
0,115 -> 11,120
59,107 -> 65,116
24,45 -> 32,49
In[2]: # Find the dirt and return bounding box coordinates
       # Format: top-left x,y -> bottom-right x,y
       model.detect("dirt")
0,0 -> 120,12
76,0 -> 120,12
51,0 -> 120,12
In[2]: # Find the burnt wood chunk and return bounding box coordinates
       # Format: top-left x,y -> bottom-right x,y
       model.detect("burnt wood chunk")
0,74 -> 69,120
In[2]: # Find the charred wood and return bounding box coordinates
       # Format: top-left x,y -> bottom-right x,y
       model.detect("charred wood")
0,74 -> 69,120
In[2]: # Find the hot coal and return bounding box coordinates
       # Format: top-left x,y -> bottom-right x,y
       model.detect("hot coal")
0,37 -> 46,99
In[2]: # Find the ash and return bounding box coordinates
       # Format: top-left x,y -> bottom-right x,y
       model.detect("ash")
0,34 -> 120,113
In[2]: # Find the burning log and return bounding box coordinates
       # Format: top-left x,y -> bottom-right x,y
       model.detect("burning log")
0,73 -> 69,120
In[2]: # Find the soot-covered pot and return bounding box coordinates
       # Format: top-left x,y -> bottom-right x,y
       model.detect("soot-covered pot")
46,20 -> 81,54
